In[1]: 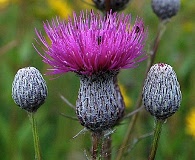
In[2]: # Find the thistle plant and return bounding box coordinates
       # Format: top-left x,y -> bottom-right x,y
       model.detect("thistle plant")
35,10 -> 147,159
142,63 -> 182,160
23,0 -> 182,159
12,67 -> 48,160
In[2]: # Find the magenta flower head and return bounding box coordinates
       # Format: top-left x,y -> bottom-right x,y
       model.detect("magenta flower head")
35,10 -> 147,132
35,10 -> 147,76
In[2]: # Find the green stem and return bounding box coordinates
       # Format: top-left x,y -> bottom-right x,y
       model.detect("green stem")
28,112 -> 41,160
148,119 -> 165,160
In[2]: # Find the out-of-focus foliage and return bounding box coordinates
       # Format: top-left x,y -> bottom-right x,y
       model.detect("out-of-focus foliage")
0,0 -> 195,160
47,0 -> 72,18
119,83 -> 132,108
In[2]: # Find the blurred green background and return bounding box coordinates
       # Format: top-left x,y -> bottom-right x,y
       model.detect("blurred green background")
0,0 -> 195,159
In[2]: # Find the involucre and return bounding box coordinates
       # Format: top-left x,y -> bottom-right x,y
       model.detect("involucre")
12,67 -> 48,112
142,63 -> 182,119
76,72 -> 124,132
151,0 -> 180,20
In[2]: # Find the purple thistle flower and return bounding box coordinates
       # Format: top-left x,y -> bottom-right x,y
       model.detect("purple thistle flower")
35,10 -> 147,76
35,10 -> 147,132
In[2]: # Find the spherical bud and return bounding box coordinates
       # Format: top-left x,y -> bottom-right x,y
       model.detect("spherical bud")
12,67 -> 48,112
151,0 -> 180,20
142,63 -> 182,119
76,72 -> 125,132
92,0 -> 131,12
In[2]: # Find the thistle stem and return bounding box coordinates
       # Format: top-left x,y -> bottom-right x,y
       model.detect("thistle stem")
28,112 -> 41,160
148,119 -> 165,160
147,20 -> 167,71
115,103 -> 140,160
92,132 -> 103,160
105,0 -> 111,12
102,134 -> 112,160
116,20 -> 167,160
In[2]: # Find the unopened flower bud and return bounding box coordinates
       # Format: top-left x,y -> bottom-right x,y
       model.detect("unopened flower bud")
76,72 -> 124,132
12,67 -> 48,112
142,63 -> 182,119
92,0 -> 131,12
151,0 -> 180,20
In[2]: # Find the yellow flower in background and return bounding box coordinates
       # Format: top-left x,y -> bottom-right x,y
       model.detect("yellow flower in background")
186,108 -> 195,138
119,83 -> 132,108
47,0 -> 72,18
0,0 -> 9,9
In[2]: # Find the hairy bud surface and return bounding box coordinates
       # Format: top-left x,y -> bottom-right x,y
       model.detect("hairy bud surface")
151,0 -> 180,20
142,63 -> 182,119
12,67 -> 48,112
76,72 -> 124,132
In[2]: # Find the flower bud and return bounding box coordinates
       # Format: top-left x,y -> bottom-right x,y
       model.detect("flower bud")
151,0 -> 180,20
92,0 -> 131,12
76,72 -> 124,132
12,67 -> 48,112
142,63 -> 182,119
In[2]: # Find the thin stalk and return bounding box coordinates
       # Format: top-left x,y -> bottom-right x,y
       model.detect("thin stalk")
147,20 -> 167,71
116,20 -> 167,160
115,99 -> 141,160
100,1 -> 112,159
92,132 -> 103,160
28,112 -> 41,160
105,0 -> 111,12
102,134 -> 112,160
128,132 -> 153,152
124,105 -> 144,118
148,119 -> 165,160
102,0 -> 111,17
